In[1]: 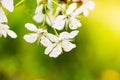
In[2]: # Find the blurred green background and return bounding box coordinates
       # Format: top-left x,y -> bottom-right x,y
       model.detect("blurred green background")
0,0 -> 120,80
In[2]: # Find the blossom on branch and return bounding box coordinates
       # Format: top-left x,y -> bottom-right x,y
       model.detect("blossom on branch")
23,23 -> 53,47
45,30 -> 79,58
0,0 -> 17,38
16,0 -> 95,58
52,3 -> 82,30
33,0 -> 53,23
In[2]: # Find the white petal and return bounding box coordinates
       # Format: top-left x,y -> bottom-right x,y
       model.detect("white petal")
45,43 -> 56,55
0,30 -> 7,38
66,3 -> 77,14
49,44 -> 62,58
33,5 -> 44,23
69,18 -> 81,29
7,30 -> 17,38
23,34 -> 38,43
46,12 -> 55,26
35,5 -> 43,13
59,31 -> 70,39
47,0 -> 53,10
0,28 -> 7,38
40,36 -> 52,47
74,6 -> 84,16
1,0 -> 14,12
69,30 -> 79,38
62,40 -> 76,52
0,8 -> 8,23
47,33 -> 59,42
0,23 -> 9,29
33,12 -> 44,23
25,23 -> 38,32
83,8 -> 89,17
85,1 -> 95,10
0,24 -> 8,38
52,15 -> 66,30
36,0 -> 41,5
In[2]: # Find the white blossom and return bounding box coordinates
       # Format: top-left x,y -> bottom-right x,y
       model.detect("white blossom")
33,4 -> 55,25
45,30 -> 79,58
23,23 -> 53,47
33,0 -> 53,23
0,23 -> 17,38
34,0 -> 66,26
0,5 -> 17,38
52,3 -> 81,30
74,0 -> 95,17
0,0 -> 17,38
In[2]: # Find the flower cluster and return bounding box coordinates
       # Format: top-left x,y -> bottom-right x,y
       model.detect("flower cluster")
24,0 -> 95,58
0,0 -> 17,38
0,0 -> 95,58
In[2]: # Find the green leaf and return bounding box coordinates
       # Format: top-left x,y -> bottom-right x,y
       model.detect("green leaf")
24,0 -> 37,16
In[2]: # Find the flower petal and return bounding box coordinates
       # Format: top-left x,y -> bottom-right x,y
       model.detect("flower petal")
0,24 -> 9,38
45,43 -> 56,55
25,23 -> 38,32
49,44 -> 62,58
46,11 -> 55,26
0,23 -> 9,29
0,30 -> 7,38
53,15 -> 66,30
59,31 -> 70,39
74,6 -> 84,16
83,8 -> 89,17
47,0 -> 53,10
47,33 -> 59,42
40,36 -> 52,47
33,5 -> 44,23
36,0 -> 41,5
0,8 -> 8,23
7,30 -> 17,38
62,40 -> 76,52
69,30 -> 79,38
85,1 -> 95,10
0,27 -> 7,38
69,18 -> 81,29
33,12 -> 44,23
66,3 -> 77,14
23,34 -> 38,43
1,0 -> 14,12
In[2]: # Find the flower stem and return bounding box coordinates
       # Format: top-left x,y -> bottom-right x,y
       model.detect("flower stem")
46,14 -> 59,36
41,16 -> 46,27
44,4 -> 59,36
15,0 -> 25,8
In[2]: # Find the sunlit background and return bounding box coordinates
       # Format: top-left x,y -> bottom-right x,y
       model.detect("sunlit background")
0,0 -> 120,80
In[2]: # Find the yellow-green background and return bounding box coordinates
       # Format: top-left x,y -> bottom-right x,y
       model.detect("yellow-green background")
0,0 -> 120,80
